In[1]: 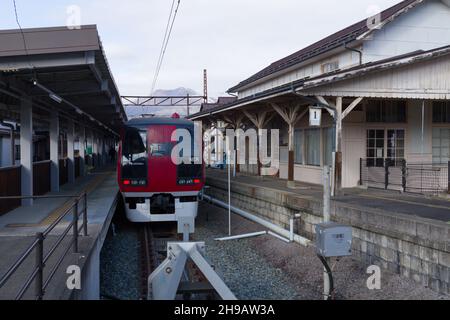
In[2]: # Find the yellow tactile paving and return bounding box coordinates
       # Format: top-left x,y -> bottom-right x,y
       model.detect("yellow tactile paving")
6,173 -> 110,228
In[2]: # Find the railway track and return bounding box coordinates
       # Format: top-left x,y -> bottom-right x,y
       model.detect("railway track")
139,222 -> 218,300
140,222 -> 178,299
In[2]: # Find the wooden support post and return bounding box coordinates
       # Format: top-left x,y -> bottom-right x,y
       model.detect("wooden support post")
288,123 -> 295,187
334,97 -> 343,195
243,109 -> 274,177
271,102 -> 304,188
447,161 -> 449,194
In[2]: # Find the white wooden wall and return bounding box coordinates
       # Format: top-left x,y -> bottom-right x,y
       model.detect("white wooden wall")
363,0 -> 450,63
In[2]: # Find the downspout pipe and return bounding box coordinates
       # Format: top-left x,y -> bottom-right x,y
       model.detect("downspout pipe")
344,42 -> 363,66
0,120 -> 15,166
202,193 -> 311,247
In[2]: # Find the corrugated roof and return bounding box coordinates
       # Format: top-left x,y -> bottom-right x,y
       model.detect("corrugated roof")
189,43 -> 450,119
228,0 -> 421,92
0,25 -> 100,57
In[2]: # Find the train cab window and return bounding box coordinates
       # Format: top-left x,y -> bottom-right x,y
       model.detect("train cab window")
149,143 -> 172,157
121,127 -> 148,182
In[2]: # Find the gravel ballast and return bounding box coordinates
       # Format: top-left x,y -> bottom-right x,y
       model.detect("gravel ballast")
100,209 -> 141,300
194,201 -> 449,300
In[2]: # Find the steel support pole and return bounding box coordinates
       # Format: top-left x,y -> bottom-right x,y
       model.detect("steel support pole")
83,193 -> 88,236
73,199 -> 79,253
79,126 -> 86,176
67,119 -> 75,183
50,110 -> 60,192
20,98 -> 33,206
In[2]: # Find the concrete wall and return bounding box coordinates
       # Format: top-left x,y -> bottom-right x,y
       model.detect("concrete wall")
206,176 -> 450,294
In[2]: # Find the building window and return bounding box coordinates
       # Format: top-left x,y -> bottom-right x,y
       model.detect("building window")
294,129 -> 303,164
366,100 -> 406,123
386,129 -> 405,166
432,101 -> 450,123
323,127 -> 335,166
366,129 -> 384,167
321,61 -> 339,73
432,128 -> 450,164
305,128 -> 320,166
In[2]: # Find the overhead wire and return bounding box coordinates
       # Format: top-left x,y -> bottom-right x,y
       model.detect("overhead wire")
153,0 -> 176,89
150,0 -> 181,98
12,0 -> 34,69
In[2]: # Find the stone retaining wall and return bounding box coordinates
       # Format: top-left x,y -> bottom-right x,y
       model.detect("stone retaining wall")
206,177 -> 450,295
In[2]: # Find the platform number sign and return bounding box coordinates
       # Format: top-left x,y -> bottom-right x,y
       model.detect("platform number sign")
309,107 -> 322,127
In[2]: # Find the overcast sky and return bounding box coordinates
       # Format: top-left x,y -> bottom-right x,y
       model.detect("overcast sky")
0,0 -> 400,99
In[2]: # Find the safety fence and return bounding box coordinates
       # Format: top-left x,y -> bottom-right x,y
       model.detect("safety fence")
0,193 -> 88,300
360,159 -> 449,194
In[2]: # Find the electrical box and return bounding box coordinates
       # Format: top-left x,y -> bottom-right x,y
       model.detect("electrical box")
315,222 -> 352,257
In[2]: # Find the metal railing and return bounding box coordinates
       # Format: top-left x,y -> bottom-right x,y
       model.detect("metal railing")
0,193 -> 88,300
360,159 -> 449,194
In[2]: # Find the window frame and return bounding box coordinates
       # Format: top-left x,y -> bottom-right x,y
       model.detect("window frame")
365,99 -> 407,123
293,126 -> 334,168
432,126 -> 450,164
432,101 -> 450,124
366,127 -> 406,167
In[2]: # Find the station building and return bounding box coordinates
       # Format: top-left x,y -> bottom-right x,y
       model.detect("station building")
191,0 -> 450,195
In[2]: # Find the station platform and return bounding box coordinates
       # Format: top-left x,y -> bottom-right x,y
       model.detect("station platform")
0,167 -> 119,300
204,168 -> 450,295
206,168 -> 450,223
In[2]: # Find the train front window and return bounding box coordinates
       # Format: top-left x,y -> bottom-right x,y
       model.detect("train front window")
149,143 -> 172,157
121,127 -> 148,184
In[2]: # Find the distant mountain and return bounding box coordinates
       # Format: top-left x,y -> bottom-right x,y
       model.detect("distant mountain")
152,87 -> 198,97
125,87 -> 204,119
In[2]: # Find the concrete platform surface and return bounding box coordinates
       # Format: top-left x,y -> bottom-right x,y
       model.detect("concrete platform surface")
0,168 -> 119,300
207,168 -> 450,223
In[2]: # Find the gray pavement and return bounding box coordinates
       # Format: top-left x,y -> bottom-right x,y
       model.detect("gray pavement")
0,168 -> 119,300
207,168 -> 450,223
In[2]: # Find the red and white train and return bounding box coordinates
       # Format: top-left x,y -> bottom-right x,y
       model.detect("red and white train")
117,114 -> 204,235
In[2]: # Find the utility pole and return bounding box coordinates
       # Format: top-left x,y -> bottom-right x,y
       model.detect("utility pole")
203,69 -> 208,103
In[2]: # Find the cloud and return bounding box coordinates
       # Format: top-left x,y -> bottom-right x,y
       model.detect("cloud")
0,0 -> 401,99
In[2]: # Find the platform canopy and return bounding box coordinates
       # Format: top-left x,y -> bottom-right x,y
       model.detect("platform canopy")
0,25 -> 126,134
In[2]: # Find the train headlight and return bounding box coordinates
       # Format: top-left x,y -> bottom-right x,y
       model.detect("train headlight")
123,179 -> 147,186
177,178 -> 201,185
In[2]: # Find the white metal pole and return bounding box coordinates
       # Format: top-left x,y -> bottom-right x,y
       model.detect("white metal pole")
228,149 -> 231,237
323,165 -> 331,300
202,194 -> 310,247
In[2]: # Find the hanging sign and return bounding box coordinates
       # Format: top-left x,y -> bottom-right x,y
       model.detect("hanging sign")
309,107 -> 322,127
